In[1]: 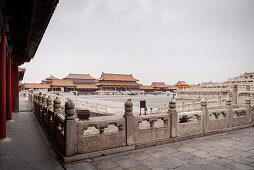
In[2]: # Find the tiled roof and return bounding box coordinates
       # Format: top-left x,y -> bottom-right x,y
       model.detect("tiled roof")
64,73 -> 96,80
75,84 -> 99,89
140,85 -> 154,90
18,67 -> 26,72
23,83 -> 50,89
98,72 -> 139,82
151,82 -> 168,88
243,72 -> 254,77
51,80 -> 74,87
47,75 -> 58,80
167,85 -> 177,90
175,81 -> 189,86
190,85 -> 201,89
97,81 -> 141,86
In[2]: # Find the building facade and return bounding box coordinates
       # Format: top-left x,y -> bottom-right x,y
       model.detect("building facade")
97,73 -> 141,91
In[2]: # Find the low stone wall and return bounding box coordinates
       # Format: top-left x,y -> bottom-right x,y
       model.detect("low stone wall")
134,114 -> 170,145
29,91 -> 253,163
76,117 -> 126,154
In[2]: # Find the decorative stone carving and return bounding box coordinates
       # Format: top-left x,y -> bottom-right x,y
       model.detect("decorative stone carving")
42,94 -> 47,106
245,97 -> 251,105
54,97 -> 62,115
65,100 -> 75,120
47,96 -> 53,110
169,99 -> 176,110
38,92 -> 42,105
124,99 -> 133,116
201,98 -> 207,108
226,98 -> 231,106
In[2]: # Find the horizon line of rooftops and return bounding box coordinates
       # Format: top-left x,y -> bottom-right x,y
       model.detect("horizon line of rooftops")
20,72 -> 254,93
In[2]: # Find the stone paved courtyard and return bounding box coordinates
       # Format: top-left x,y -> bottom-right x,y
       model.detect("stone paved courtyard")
66,127 -> 254,170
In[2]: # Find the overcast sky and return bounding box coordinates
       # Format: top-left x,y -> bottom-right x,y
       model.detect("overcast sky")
22,0 -> 254,85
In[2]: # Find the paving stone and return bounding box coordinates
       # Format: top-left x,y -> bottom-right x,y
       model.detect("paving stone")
208,156 -> 234,166
185,156 -> 211,166
177,146 -> 198,153
170,151 -> 194,160
111,154 -> 131,162
202,163 -> 231,170
129,152 -> 152,161
127,165 -> 150,170
209,150 -> 234,158
190,151 -> 212,158
65,162 -> 96,170
115,159 -> 140,169
174,164 -> 204,170
139,157 -> 167,168
94,159 -> 119,170
162,157 -> 187,169
148,151 -> 172,160
225,162 -> 254,170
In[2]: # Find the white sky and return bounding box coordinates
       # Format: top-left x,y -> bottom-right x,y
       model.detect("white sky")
22,0 -> 254,85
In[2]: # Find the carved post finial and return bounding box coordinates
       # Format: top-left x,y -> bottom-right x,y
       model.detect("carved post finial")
169,99 -> 176,110
54,97 -> 62,115
245,97 -> 251,105
47,96 -> 53,110
201,98 -> 207,108
38,93 -> 43,105
226,97 -> 231,106
65,100 -> 75,120
42,94 -> 47,106
124,99 -> 133,117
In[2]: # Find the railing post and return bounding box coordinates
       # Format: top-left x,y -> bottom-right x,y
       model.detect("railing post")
124,99 -> 135,146
168,99 -> 177,137
38,93 -> 42,105
54,97 -> 62,115
226,98 -> 232,128
201,98 -> 208,133
232,85 -> 238,104
47,96 -> 53,111
64,100 -> 76,156
245,97 -> 252,123
42,94 -> 47,106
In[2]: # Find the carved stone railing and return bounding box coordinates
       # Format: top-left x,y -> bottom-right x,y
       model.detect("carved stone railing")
177,111 -> 202,136
134,113 -> 169,145
28,92 -> 253,162
76,117 -> 125,154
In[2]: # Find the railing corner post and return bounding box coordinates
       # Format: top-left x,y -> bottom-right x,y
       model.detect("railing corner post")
124,99 -> 135,146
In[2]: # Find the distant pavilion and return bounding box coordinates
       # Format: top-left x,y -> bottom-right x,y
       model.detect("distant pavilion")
63,73 -> 97,84
97,72 -> 141,91
151,82 -> 168,92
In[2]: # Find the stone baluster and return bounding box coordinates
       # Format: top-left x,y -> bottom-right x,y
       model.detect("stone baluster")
201,98 -> 208,133
245,97 -> 252,123
246,85 -> 250,97
42,94 -> 47,106
182,100 -> 184,109
47,96 -> 53,111
38,93 -> 42,105
168,99 -> 177,137
54,97 -> 62,115
232,85 -> 238,104
124,99 -> 135,145
64,100 -> 76,156
226,98 -> 232,128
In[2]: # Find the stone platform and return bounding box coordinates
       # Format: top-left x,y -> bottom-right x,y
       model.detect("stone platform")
0,95 -> 63,170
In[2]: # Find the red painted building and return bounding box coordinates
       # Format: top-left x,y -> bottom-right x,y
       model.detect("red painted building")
151,82 -> 168,92
0,0 -> 59,139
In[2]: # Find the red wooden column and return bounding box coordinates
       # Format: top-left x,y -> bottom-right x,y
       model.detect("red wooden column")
0,27 -> 6,139
11,63 -> 19,112
6,53 -> 12,120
